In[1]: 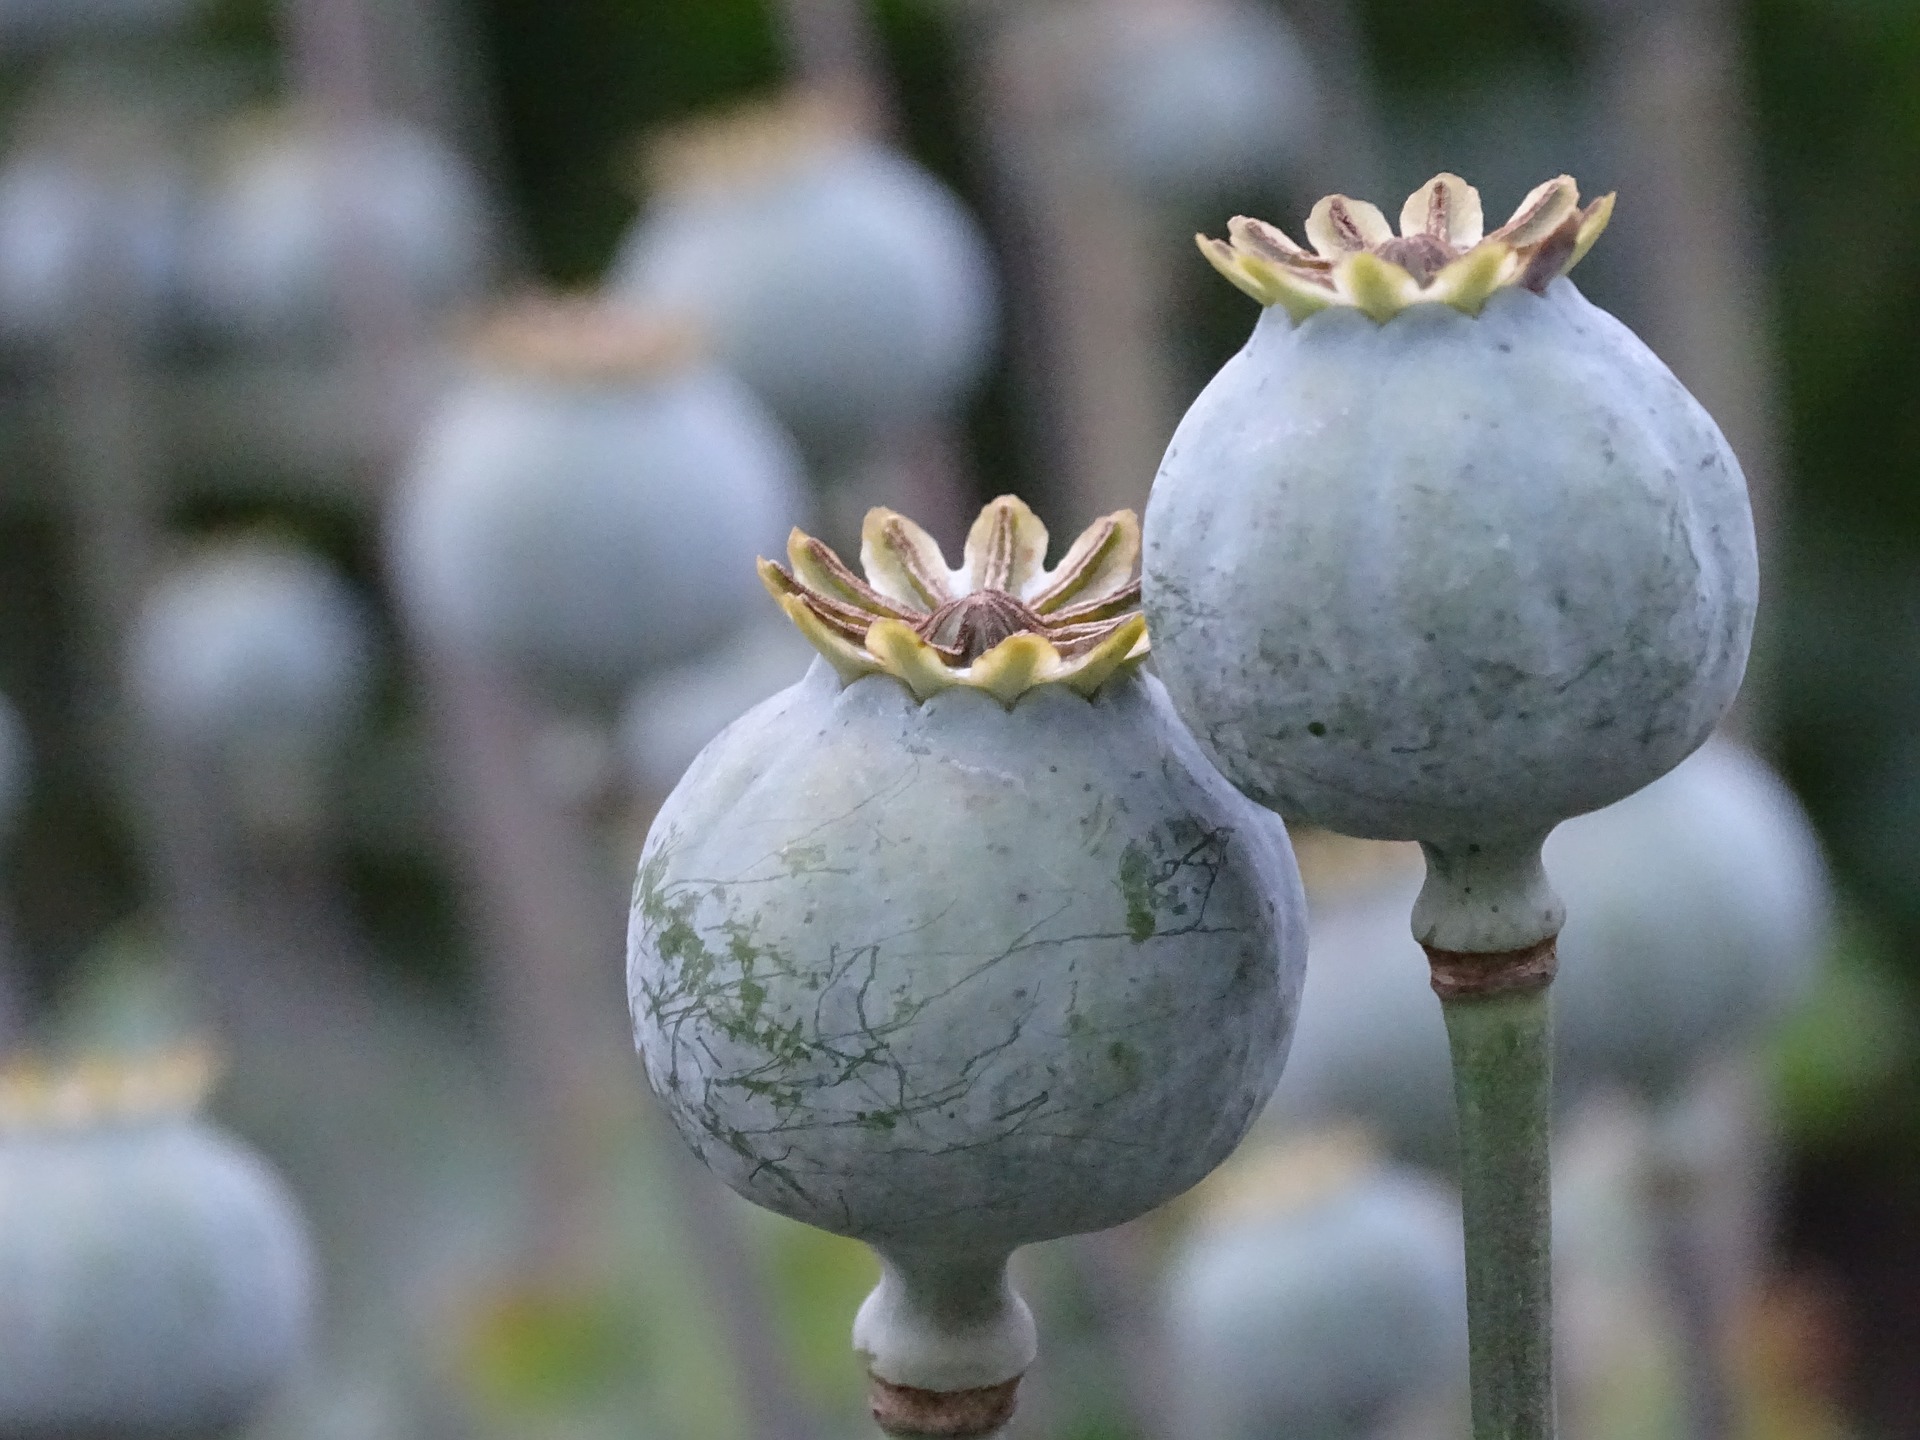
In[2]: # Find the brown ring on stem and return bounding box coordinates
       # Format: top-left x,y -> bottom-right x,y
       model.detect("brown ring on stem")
869,1375 -> 1022,1438
1424,937 -> 1558,1002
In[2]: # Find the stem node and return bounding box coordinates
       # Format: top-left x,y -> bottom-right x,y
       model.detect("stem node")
1427,937 -> 1559,1002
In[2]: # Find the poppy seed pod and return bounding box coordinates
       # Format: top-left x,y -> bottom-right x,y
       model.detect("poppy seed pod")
611,93 -> 997,467
1265,739 -> 1825,1160
1165,1134 -> 1467,1440
1547,736 -> 1829,1104
618,616 -> 817,803
128,536 -> 374,841
1260,838 -> 1456,1168
0,146 -> 189,343
1097,0 -> 1317,204
0,1049 -> 315,1437
1144,173 -> 1756,954
190,110 -> 492,348
129,537 -> 373,754
391,297 -> 807,706
629,496 -> 1306,1437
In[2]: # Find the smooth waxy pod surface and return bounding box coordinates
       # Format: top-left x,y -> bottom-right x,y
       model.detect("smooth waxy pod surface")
1265,739 -> 1825,1156
0,140 -> 189,344
130,536 -> 372,753
1096,0 -> 1317,204
629,497 -> 1306,1436
1146,175 -> 1756,1440
1165,1133 -> 1467,1440
392,297 -> 806,706
191,109 -> 492,347
129,536 -> 374,843
1145,172 -> 1757,952
1548,736 -> 1829,1105
612,91 -> 997,466
0,1050 -> 314,1438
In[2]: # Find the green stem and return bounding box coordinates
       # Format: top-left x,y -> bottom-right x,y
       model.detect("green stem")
1440,979 -> 1556,1440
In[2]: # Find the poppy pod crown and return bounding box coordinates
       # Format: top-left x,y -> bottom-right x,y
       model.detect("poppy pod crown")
464,295 -> 702,383
1200,172 -> 1614,323
641,89 -> 868,196
761,495 -> 1150,705
0,1047 -> 217,1133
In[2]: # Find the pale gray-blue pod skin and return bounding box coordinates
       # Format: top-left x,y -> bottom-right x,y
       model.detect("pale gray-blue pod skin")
1547,736 -> 1829,1104
1263,738 -> 1827,1164
1100,0 -> 1317,204
129,540 -> 372,753
191,118 -> 492,346
1164,1170 -> 1466,1440
1143,279 -> 1758,847
614,144 -> 996,463
629,661 -> 1306,1251
0,1117 -> 313,1437
1260,859 -> 1459,1170
619,617 -> 816,802
394,364 -> 805,702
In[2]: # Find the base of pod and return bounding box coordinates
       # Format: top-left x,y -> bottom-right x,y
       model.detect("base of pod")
853,1246 -> 1036,1439
869,1374 -> 1022,1438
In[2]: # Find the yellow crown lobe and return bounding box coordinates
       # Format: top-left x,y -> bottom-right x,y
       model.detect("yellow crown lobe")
464,294 -> 702,383
1199,173 -> 1615,324
0,1046 -> 219,1134
761,497 -> 1150,708
1177,1124 -> 1386,1234
639,89 -> 870,198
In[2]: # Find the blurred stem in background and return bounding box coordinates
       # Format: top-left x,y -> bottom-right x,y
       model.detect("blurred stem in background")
413,651 -> 821,1440
1586,0 -> 1783,734
46,131 -> 226,1034
1278,0 -> 1384,197
0,699 -> 22,1051
1643,1060 -> 1774,1440
56,196 -> 159,831
1067,1224 -> 1174,1440
774,0 -> 889,125
413,653 -> 619,1278
276,0 -> 822,1424
1586,2 -> 1786,1428
279,0 -> 431,463
775,0 -> 976,551
0,909 -> 16,1050
957,0 -> 1177,528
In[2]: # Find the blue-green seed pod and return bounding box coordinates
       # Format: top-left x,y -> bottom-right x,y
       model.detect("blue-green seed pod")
612,93 -> 996,468
391,298 -> 807,707
629,498 -> 1305,1432
0,1051 -> 314,1437
190,111 -> 492,348
1098,0 -> 1317,204
1164,1133 -> 1466,1440
1265,738 -> 1826,1161
129,537 -> 373,755
1547,736 -> 1829,1104
1145,176 -> 1755,952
